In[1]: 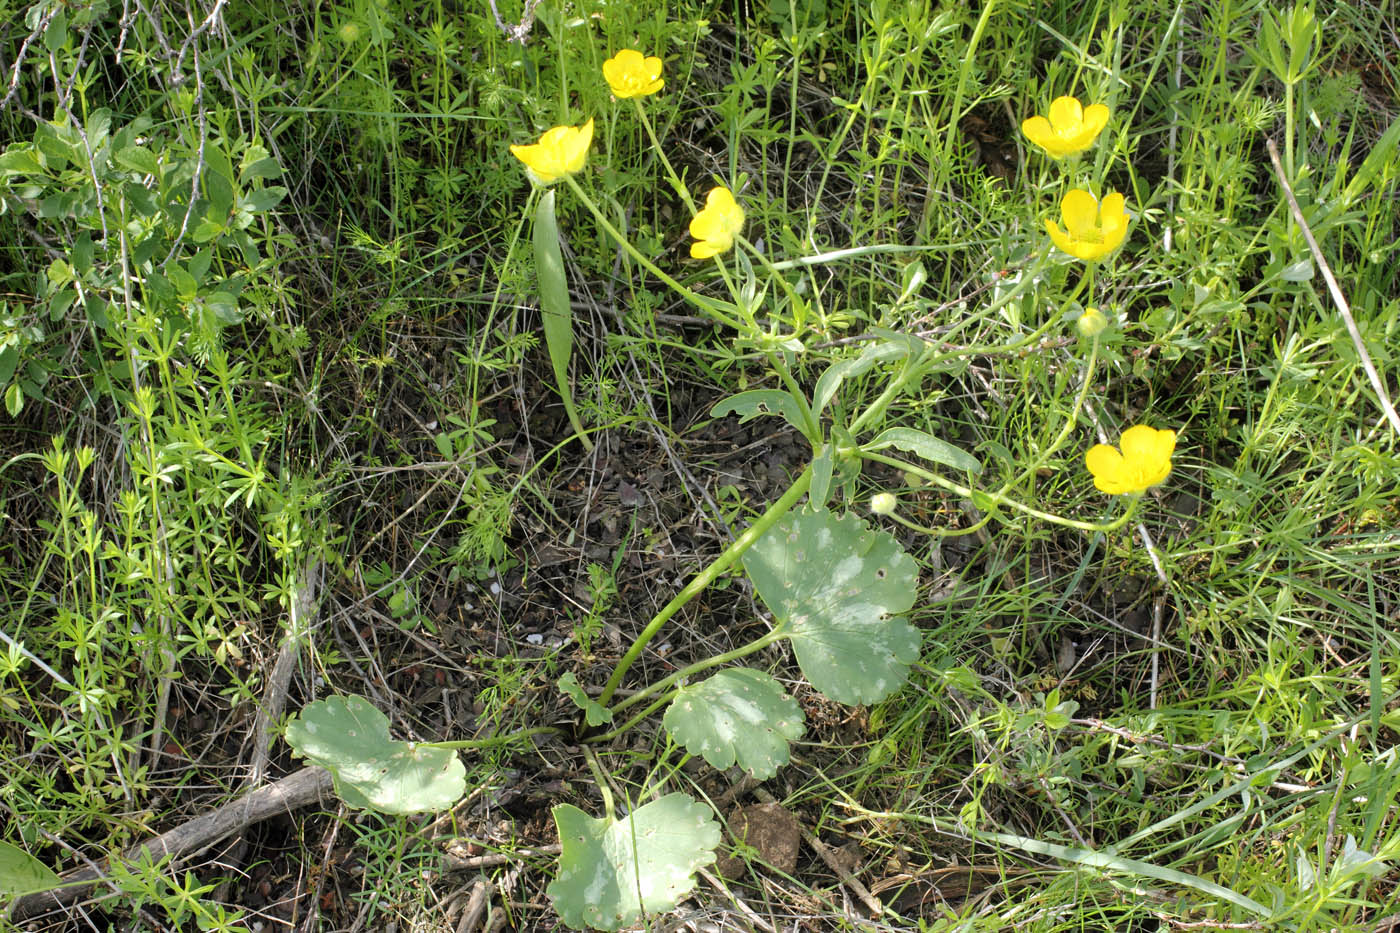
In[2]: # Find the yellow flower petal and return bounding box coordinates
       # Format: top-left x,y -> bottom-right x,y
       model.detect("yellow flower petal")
689,186 -> 744,260
1044,219 -> 1076,258
510,119 -> 594,185
1081,104 -> 1111,141
1060,189 -> 1100,237
1020,116 -> 1055,152
1022,95 -> 1111,158
603,49 -> 665,99
1048,95 -> 1084,132
1086,426 -> 1176,495
1046,189 -> 1130,262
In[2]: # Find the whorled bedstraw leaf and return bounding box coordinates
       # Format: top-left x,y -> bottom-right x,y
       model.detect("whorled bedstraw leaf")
284,694 -> 465,814
662,668 -> 804,780
0,840 -> 61,900
743,509 -> 920,705
547,793 -> 720,931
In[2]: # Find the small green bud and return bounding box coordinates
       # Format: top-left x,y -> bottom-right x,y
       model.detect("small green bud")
1076,307 -> 1108,338
870,493 -> 897,516
338,21 -> 362,43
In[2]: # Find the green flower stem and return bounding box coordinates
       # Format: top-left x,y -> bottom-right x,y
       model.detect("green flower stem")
922,337 -> 1101,541
561,175 -> 743,330
426,725 -> 562,750
583,745 -> 616,820
597,465 -> 814,706
608,629 -> 786,719
632,99 -> 695,214
764,242 -> 984,272
858,449 -> 1141,533
710,256 -> 821,443
587,692 -> 677,745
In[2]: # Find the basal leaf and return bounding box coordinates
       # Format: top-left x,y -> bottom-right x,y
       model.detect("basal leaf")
285,694 -> 465,815
662,668 -> 804,780
548,793 -> 720,931
744,510 -> 920,704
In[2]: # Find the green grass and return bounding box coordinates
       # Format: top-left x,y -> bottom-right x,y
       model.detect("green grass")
1,0 -> 1398,928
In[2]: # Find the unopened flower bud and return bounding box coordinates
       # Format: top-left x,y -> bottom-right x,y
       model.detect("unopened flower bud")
870,493 -> 897,516
1077,307 -> 1108,338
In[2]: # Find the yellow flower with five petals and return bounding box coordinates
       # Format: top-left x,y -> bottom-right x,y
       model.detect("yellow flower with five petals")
689,187 -> 745,259
1021,96 -> 1111,159
603,49 -> 664,99
1085,425 -> 1176,495
1045,189 -> 1130,262
509,119 -> 594,185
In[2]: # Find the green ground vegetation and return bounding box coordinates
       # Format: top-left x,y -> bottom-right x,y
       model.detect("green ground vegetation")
1,0 -> 1398,929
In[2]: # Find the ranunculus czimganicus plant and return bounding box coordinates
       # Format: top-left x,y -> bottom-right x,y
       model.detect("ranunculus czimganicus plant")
1045,189 -> 1130,262
1085,425 -> 1177,495
1021,95 -> 1111,159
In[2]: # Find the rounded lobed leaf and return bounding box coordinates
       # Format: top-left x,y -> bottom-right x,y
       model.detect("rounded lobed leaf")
662,668 -> 804,780
743,510 -> 920,705
284,694 -> 465,815
547,793 -> 720,931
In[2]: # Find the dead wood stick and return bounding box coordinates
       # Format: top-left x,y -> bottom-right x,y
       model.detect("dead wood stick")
250,557 -> 323,786
8,766 -> 334,921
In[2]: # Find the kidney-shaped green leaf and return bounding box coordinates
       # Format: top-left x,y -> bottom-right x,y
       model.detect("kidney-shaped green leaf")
284,694 -> 465,815
0,840 -> 61,900
663,668 -> 804,780
548,793 -> 720,931
744,510 -> 920,704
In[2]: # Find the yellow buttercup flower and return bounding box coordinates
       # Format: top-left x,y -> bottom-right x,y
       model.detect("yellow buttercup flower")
603,49 -> 664,99
1085,425 -> 1177,495
689,187 -> 745,259
509,119 -> 594,185
1021,96 -> 1111,158
1045,189 -> 1130,262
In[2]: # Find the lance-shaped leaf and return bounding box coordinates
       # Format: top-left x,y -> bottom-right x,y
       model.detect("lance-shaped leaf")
865,427 -> 982,475
534,188 -> 591,448
285,694 -> 465,814
0,840 -> 61,899
548,793 -> 720,931
711,390 -> 809,437
744,510 -> 920,705
663,668 -> 804,780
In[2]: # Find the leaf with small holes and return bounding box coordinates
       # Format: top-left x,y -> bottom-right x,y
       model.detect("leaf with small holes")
284,694 -> 465,814
547,793 -> 720,931
743,509 -> 920,704
663,668 -> 804,780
